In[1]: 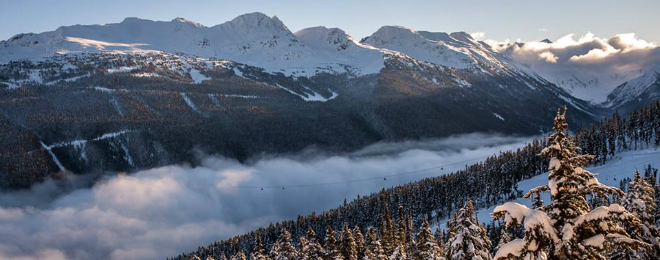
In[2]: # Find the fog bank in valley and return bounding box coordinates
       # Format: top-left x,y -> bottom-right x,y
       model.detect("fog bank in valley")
0,133 -> 533,260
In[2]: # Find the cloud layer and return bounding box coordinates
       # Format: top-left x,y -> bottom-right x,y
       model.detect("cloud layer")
494,33 -> 660,102
0,133 -> 532,260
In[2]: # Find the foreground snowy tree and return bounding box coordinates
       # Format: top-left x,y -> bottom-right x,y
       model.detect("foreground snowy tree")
446,200 -> 492,260
493,108 -> 646,260
611,169 -> 660,259
415,219 -> 446,260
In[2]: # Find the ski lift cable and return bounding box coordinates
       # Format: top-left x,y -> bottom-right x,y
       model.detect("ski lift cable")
234,153 -> 493,189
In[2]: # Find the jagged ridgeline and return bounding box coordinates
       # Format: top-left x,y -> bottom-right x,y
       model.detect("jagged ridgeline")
0,12 -> 601,190
172,102 -> 660,259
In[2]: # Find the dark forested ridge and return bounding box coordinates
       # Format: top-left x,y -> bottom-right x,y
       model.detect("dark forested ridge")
0,53 -> 598,189
173,101 -> 660,260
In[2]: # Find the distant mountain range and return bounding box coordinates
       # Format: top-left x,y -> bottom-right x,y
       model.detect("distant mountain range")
0,12 -> 655,189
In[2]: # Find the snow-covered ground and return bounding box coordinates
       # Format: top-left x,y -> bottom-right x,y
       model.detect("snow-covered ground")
472,148 -> 660,225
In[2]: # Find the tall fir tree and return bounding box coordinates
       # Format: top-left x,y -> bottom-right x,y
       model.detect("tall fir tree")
612,169 -> 660,259
270,227 -> 298,260
353,226 -> 366,259
493,108 -> 646,260
300,227 -> 324,260
446,200 -> 492,260
341,223 -> 359,260
229,251 -> 247,260
325,227 -> 344,260
250,234 -> 271,260
366,227 -> 387,260
415,219 -> 445,260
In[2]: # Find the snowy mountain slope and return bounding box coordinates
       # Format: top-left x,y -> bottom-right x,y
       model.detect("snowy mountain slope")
531,67 -> 643,103
360,26 -> 542,80
604,64 -> 660,113
0,13 -> 389,77
466,148 -> 660,225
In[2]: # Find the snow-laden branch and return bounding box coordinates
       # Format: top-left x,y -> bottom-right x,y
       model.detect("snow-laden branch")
493,202 -> 560,244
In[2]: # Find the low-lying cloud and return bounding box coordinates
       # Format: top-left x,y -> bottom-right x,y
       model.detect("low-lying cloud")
0,134 -> 533,260
493,33 -> 660,102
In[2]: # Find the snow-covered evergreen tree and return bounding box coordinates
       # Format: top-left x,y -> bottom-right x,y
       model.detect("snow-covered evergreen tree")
325,227 -> 344,260
300,227 -> 324,260
366,227 -> 388,260
341,223 -> 359,260
380,205 -> 397,256
229,251 -> 246,260
493,108 -> 646,260
495,228 -> 510,253
353,226 -> 366,259
415,219 -> 445,260
612,169 -> 660,259
250,235 -> 271,260
270,227 -> 298,260
446,200 -> 492,260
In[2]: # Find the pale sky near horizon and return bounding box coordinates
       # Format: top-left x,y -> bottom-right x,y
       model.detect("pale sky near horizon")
1,0 -> 658,43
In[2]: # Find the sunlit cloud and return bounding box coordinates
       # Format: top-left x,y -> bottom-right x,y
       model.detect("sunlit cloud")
493,32 -> 660,102
470,32 -> 486,41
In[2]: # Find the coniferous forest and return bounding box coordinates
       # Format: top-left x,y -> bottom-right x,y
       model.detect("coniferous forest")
173,101 -> 660,260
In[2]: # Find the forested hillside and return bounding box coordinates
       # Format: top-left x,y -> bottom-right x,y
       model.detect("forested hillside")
173,101 -> 660,260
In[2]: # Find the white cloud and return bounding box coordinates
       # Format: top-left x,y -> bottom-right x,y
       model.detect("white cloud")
539,28 -> 548,33
0,134 -> 532,260
539,51 -> 558,63
470,32 -> 486,41
499,32 -> 660,102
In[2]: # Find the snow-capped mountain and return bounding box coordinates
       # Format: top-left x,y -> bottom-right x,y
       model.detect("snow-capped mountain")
360,26 -> 539,78
604,64 -> 660,113
507,60 -> 644,104
0,13 -> 601,189
0,13 -> 388,76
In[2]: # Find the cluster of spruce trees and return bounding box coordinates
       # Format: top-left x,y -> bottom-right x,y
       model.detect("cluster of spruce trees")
575,102 -> 660,164
173,101 -> 660,260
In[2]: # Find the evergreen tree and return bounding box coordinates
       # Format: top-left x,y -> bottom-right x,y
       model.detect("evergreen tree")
341,223 -> 359,260
434,226 -> 447,258
300,227 -> 324,260
446,200 -> 492,260
415,219 -> 445,260
324,227 -> 344,260
229,251 -> 246,260
251,235 -> 271,260
612,169 -> 659,259
270,228 -> 298,260
366,227 -> 387,260
380,205 -> 397,256
353,226 -> 366,259
493,108 -> 646,260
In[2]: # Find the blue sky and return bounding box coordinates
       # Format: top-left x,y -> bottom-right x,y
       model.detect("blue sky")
1,0 -> 658,42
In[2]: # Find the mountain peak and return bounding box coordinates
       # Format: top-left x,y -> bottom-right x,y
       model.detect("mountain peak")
361,26 -> 421,46
295,26 -> 356,50
171,17 -> 203,27
449,32 -> 474,43
224,12 -> 289,33
121,17 -> 147,23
